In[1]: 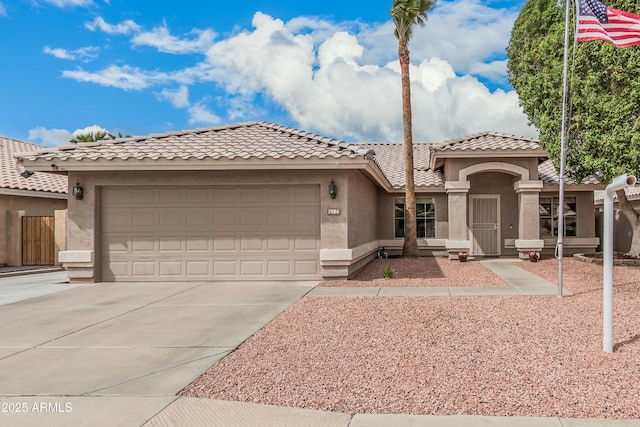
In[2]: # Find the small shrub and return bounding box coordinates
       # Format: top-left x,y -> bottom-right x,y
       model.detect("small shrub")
383,266 -> 395,279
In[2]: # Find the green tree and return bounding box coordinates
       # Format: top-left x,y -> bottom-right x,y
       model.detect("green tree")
507,0 -> 640,256
390,0 -> 436,257
70,131 -> 130,143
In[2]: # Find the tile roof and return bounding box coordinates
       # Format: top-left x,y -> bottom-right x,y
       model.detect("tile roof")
0,137 -> 67,194
594,184 -> 640,204
361,143 -> 444,189
434,132 -> 543,152
14,122 -> 374,164
538,159 -> 601,185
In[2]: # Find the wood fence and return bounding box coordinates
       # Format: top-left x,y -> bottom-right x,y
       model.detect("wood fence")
22,216 -> 55,265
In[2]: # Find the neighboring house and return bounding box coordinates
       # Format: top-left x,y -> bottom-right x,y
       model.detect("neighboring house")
14,122 -> 601,283
1,137 -> 68,267
594,185 -> 640,253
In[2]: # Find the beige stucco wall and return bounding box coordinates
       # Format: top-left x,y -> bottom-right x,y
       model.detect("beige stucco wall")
347,172 -> 377,248
0,194 -> 67,266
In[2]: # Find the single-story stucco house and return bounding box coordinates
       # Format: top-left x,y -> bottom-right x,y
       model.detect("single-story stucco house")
14,122 -> 601,283
1,137 -> 67,267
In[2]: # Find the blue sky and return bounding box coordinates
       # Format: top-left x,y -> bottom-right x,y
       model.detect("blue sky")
0,0 -> 534,146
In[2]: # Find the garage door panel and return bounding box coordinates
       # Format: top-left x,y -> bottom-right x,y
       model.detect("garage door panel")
158,189 -> 183,204
159,236 -> 183,252
101,185 -> 320,281
295,260 -> 319,275
295,236 -> 320,251
132,211 -> 156,228
267,237 -> 291,251
131,237 -> 156,252
240,211 -> 264,228
240,188 -> 265,203
213,210 -> 237,227
159,261 -> 183,277
240,236 -> 266,252
132,261 -> 156,278
186,261 -> 210,276
267,260 -> 291,275
294,210 -> 320,228
185,236 -> 209,252
213,237 -> 237,252
186,211 -> 211,227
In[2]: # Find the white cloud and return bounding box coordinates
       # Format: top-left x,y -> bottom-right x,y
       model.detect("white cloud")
85,16 -> 140,34
188,103 -> 220,125
44,46 -> 99,62
42,0 -> 93,7
0,3 -> 6,16
158,85 -> 190,108
202,12 -> 536,142
29,125 -> 113,146
62,64 -> 168,90
29,127 -> 73,146
132,25 -> 216,54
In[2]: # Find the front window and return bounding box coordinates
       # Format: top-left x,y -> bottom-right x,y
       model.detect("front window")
395,198 -> 435,238
539,196 -> 577,237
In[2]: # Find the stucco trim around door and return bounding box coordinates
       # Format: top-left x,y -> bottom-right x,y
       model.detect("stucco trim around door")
469,194 -> 501,256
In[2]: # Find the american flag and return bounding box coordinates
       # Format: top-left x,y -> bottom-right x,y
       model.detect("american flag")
577,0 -> 640,48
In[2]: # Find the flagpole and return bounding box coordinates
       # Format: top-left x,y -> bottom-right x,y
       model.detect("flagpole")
557,0 -> 572,298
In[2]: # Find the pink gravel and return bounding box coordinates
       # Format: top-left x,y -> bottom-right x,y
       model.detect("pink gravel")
183,258 -> 640,419
320,257 -> 509,288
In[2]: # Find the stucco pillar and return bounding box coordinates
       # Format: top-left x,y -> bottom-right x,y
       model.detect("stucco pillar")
54,209 -> 67,266
514,180 -> 544,259
6,210 -> 25,267
59,175 -> 97,283
445,181 -> 471,260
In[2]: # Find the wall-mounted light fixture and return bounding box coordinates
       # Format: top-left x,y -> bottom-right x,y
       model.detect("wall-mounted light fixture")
73,181 -> 84,200
328,180 -> 337,199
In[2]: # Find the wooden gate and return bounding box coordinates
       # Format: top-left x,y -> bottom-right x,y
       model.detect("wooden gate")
22,216 -> 55,265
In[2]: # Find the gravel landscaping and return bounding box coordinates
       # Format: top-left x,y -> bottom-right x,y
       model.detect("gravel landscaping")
183,258 -> 640,419
320,256 -> 509,288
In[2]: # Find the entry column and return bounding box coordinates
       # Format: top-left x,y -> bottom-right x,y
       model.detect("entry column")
445,180 -> 470,260
514,180 -> 544,259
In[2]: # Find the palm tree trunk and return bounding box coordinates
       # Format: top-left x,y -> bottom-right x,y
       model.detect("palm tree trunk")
399,36 -> 419,257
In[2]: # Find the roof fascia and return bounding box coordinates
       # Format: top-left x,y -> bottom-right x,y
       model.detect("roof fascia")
0,188 -> 68,199
541,184 -> 603,191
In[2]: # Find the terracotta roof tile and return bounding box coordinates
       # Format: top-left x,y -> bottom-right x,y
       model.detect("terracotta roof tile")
0,137 -> 67,194
14,122 -> 374,164
434,132 -> 543,152
361,143 -> 444,189
594,184 -> 640,203
538,159 -> 600,185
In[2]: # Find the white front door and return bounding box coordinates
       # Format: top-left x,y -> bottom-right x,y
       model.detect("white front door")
470,195 -> 500,256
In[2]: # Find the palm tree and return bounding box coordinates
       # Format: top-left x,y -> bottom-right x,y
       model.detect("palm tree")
70,131 -> 131,143
390,0 -> 436,257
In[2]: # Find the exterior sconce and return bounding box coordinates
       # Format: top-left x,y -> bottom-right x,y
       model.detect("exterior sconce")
73,182 -> 84,200
328,180 -> 337,199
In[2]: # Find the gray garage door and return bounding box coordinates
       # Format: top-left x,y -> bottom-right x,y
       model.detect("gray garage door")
100,185 -> 321,281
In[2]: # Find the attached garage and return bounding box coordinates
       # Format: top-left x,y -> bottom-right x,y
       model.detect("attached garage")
100,185 -> 321,281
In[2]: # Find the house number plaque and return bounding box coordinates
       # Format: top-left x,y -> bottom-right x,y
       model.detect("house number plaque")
327,208 -> 341,215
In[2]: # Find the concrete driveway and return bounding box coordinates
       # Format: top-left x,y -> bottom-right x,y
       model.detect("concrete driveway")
0,278 -> 317,426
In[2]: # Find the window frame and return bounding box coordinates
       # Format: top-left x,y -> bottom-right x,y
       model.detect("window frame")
394,197 -> 436,238
539,196 -> 577,237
